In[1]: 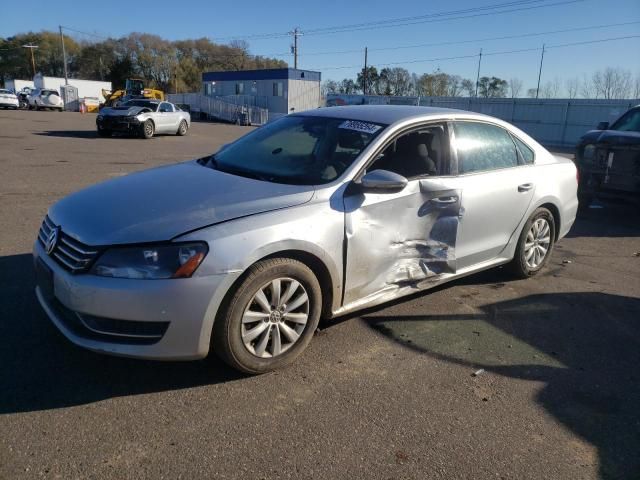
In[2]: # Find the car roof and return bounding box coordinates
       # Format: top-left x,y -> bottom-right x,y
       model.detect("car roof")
296,105 -> 487,125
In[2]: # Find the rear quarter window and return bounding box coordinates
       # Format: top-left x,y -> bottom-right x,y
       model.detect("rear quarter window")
512,135 -> 535,165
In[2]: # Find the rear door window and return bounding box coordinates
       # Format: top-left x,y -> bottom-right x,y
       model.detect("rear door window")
453,121 -> 519,174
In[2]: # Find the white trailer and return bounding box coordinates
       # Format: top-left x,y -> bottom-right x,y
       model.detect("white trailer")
4,79 -> 35,93
33,74 -> 112,102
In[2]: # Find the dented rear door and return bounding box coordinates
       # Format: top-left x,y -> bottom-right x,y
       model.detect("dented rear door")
342,177 -> 461,306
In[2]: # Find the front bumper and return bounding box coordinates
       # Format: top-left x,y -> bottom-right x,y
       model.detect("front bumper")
97,116 -> 141,132
33,240 -> 241,360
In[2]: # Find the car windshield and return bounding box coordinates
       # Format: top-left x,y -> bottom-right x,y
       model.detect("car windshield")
611,109 -> 640,133
210,115 -> 386,185
123,100 -> 158,109
42,90 -> 58,95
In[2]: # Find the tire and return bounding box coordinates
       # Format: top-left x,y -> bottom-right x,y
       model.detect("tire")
176,120 -> 188,136
508,207 -> 555,279
212,258 -> 322,374
97,128 -> 112,137
141,119 -> 154,139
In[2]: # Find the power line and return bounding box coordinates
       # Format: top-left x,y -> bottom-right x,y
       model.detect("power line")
294,20 -> 640,57
213,0 -> 579,41
60,26 -> 111,40
304,0 -> 582,36
311,34 -> 640,71
305,0 -> 546,34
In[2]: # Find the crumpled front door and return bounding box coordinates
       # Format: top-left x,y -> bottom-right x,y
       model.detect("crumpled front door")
342,177 -> 461,307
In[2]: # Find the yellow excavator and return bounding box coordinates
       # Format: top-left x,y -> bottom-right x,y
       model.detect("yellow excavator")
101,78 -> 164,108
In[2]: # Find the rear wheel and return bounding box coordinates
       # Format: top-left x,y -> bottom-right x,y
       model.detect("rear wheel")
212,258 -> 322,374
508,207 -> 555,278
141,119 -> 154,139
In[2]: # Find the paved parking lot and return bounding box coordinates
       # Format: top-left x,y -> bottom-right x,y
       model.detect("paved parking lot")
1,110 -> 639,480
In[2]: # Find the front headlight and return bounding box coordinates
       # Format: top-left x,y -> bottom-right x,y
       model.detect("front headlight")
582,144 -> 596,163
91,242 -> 208,279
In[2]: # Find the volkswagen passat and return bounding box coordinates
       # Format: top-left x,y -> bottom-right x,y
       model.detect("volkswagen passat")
34,106 -> 578,373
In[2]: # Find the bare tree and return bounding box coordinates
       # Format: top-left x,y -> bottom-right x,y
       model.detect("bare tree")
581,73 -> 595,98
447,75 -> 464,97
566,77 -> 580,99
508,78 -> 523,98
461,79 -> 475,97
540,77 -> 561,99
634,74 -> 640,99
322,80 -> 338,96
592,67 -> 632,99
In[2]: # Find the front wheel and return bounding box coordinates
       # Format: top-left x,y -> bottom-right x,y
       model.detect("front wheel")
141,119 -> 154,139
212,258 -> 322,374
176,120 -> 188,136
97,128 -> 112,137
508,207 -> 555,278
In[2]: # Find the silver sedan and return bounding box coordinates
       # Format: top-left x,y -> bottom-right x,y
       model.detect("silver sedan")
34,106 -> 578,373
96,99 -> 191,138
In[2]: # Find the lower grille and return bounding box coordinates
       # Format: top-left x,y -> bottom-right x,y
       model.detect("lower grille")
37,215 -> 99,273
48,296 -> 168,345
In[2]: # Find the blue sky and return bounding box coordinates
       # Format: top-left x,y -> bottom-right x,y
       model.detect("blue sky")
1,0 -> 639,91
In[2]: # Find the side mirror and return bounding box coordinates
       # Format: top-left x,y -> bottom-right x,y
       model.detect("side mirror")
360,169 -> 408,192
597,121 -> 609,130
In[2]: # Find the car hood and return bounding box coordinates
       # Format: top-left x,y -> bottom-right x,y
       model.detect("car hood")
49,160 -> 315,246
579,129 -> 640,146
100,106 -> 151,117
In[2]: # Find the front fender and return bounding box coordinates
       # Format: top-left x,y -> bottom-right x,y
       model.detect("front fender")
177,200 -> 345,311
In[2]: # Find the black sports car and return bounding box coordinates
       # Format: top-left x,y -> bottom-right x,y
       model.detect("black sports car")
576,105 -> 640,206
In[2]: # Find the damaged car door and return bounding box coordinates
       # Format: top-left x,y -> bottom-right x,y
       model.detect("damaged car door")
342,123 -> 461,306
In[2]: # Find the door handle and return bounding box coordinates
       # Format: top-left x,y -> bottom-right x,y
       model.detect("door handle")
432,196 -> 458,205
518,183 -> 534,192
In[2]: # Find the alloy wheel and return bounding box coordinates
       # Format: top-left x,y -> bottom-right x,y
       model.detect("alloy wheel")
524,218 -> 551,269
241,278 -> 309,358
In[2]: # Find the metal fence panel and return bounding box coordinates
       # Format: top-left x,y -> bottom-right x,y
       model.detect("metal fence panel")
167,93 -> 268,126
326,94 -> 639,148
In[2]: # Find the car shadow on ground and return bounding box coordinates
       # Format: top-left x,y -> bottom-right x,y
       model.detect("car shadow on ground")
34,130 -> 103,139
0,253 -> 242,415
360,292 -> 640,480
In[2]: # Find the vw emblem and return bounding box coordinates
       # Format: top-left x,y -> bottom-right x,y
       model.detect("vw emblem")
45,226 -> 60,255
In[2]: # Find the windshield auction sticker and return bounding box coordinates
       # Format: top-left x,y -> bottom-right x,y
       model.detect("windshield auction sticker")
338,120 -> 382,134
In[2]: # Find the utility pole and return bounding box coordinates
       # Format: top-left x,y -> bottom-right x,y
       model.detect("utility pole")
363,47 -> 368,95
290,27 -> 302,69
535,44 -> 546,99
22,44 -> 38,78
59,26 -> 69,85
474,48 -> 482,97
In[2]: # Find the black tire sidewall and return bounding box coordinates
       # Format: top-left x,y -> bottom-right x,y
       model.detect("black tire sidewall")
178,120 -> 187,135
214,259 -> 322,374
142,120 -> 154,139
513,207 -> 556,277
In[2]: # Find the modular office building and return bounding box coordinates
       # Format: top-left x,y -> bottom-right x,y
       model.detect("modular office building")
202,68 -> 321,120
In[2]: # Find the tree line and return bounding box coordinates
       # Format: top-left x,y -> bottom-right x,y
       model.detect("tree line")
324,66 -> 640,100
0,31 -> 287,92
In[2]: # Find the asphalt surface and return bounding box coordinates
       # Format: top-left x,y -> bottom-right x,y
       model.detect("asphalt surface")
1,110 -> 639,480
